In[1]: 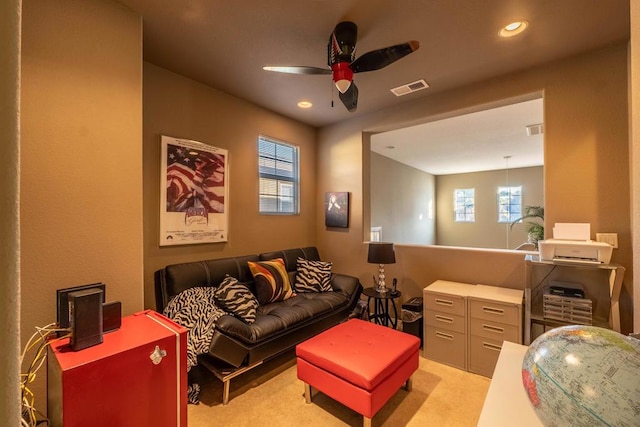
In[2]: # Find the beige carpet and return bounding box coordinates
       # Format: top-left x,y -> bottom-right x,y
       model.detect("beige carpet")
188,349 -> 490,426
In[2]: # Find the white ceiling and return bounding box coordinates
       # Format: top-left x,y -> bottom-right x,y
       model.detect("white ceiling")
114,0 -> 629,129
371,97 -> 544,175
113,0 -> 629,173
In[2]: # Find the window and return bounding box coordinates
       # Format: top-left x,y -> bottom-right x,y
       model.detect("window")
497,186 -> 522,223
258,136 -> 299,214
454,188 -> 475,222
370,226 -> 382,242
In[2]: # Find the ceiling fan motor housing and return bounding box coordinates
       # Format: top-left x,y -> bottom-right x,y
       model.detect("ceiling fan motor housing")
328,21 -> 357,65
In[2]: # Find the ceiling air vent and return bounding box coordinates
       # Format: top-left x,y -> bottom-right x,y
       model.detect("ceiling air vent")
391,79 -> 429,97
525,123 -> 544,136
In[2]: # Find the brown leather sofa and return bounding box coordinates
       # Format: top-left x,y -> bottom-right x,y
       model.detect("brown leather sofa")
154,246 -> 362,403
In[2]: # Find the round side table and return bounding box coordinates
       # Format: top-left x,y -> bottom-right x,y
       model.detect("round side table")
363,287 -> 402,329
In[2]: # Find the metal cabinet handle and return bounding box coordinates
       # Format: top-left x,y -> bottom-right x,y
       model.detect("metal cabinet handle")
149,345 -> 167,365
435,314 -> 454,323
435,331 -> 454,340
482,306 -> 504,315
482,324 -> 504,334
482,342 -> 502,352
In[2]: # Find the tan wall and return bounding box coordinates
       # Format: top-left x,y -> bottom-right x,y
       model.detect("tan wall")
4,2 -> 636,422
1,0 -> 21,424
632,0 -> 640,333
20,0 -> 143,409
437,166 -> 543,249
370,152 -> 436,245
142,63 -> 317,309
318,43 -> 634,334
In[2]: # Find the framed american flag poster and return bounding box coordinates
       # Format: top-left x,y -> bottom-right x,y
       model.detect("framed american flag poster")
160,135 -> 229,246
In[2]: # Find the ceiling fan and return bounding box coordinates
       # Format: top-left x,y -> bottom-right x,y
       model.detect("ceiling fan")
263,21 -> 420,112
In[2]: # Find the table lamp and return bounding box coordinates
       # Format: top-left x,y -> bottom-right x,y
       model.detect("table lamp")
368,242 -> 396,293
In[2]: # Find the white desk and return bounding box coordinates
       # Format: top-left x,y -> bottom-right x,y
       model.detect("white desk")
477,341 -> 543,427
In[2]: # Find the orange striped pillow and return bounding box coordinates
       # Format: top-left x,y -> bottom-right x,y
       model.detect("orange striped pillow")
247,258 -> 294,305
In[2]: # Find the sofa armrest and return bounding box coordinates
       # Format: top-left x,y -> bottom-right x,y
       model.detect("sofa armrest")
207,318 -> 251,367
214,314 -> 253,342
330,273 -> 362,301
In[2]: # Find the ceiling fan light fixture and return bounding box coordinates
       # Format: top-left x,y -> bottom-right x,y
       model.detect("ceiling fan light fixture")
262,22 -> 420,112
499,20 -> 528,38
335,79 -> 351,93
331,62 -> 353,93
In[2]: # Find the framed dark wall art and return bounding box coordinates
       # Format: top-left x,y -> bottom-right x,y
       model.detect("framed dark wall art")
160,135 -> 229,246
325,192 -> 349,228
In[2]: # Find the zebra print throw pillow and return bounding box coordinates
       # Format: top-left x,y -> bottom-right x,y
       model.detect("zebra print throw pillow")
214,276 -> 259,324
247,258 -> 295,305
294,257 -> 333,293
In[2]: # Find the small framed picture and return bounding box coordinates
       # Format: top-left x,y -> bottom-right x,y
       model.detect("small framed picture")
325,192 -> 349,228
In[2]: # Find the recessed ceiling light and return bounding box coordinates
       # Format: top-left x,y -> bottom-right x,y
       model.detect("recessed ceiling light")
499,20 -> 528,38
297,101 -> 313,109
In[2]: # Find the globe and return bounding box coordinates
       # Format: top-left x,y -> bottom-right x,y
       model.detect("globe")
521,325 -> 640,427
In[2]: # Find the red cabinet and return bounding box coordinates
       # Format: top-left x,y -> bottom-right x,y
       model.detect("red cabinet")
48,310 -> 187,427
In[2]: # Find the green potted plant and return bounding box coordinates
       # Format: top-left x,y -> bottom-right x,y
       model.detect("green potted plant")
510,205 -> 544,249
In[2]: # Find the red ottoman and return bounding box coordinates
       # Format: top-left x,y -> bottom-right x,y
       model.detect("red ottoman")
296,319 -> 420,427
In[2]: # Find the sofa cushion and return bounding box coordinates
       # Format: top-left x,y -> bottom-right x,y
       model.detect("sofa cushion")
248,258 -> 294,305
214,276 -> 258,324
259,247 -> 321,270
295,257 -> 333,293
215,291 -> 350,344
157,254 -> 259,310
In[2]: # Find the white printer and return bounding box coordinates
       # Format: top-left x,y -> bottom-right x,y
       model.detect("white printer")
537,223 -> 613,264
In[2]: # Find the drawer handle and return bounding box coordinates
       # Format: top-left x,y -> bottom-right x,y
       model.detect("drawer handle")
435,331 -> 454,341
435,315 -> 454,323
482,306 -> 504,315
435,298 -> 453,307
482,324 -> 505,334
482,342 -> 502,352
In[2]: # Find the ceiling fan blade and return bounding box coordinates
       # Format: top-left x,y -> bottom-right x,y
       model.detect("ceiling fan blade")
350,40 -> 420,73
262,66 -> 332,75
339,82 -> 358,112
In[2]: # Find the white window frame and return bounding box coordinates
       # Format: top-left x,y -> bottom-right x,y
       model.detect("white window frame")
258,135 -> 299,214
454,188 -> 475,222
370,226 -> 382,242
497,185 -> 522,223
